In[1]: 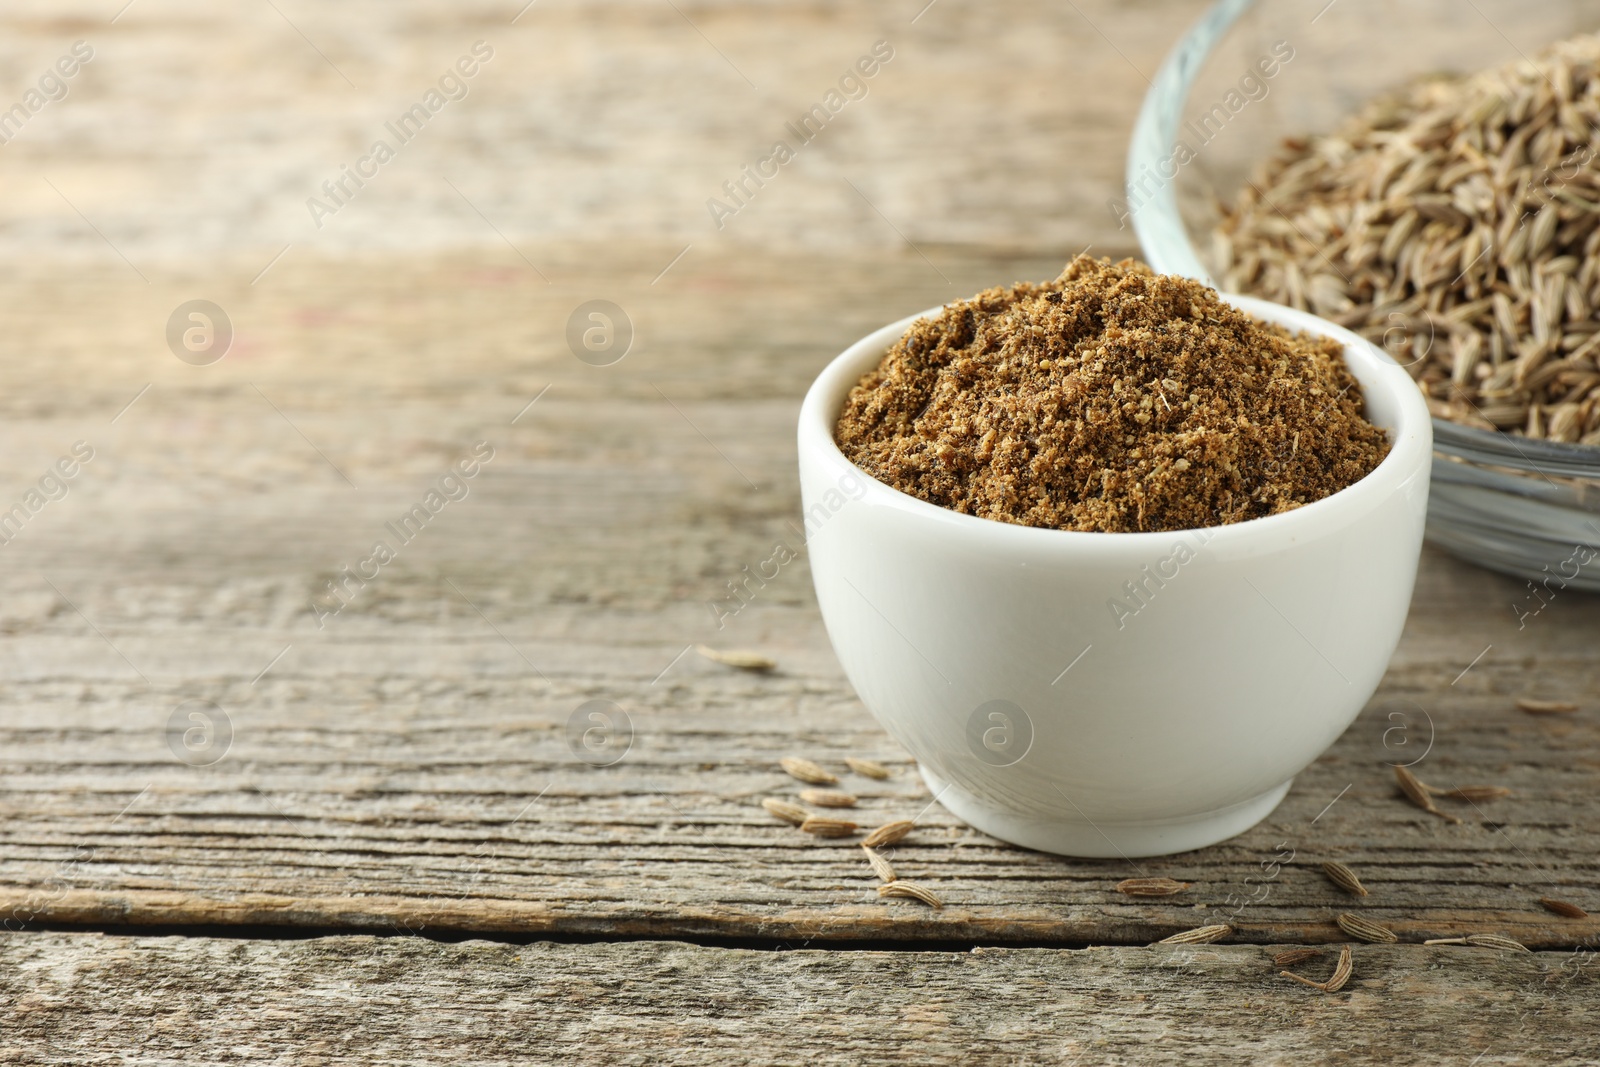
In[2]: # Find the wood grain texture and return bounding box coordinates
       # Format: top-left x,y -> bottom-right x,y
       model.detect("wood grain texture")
1,16 -> 1599,1067
2,932 -> 1596,1065
0,251 -> 1597,950
0,0 -> 1202,264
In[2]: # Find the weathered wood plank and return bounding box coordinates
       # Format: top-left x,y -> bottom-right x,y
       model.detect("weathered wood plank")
5,0 -> 1598,1052
0,0 -> 1199,266
1,932 -> 1595,1065
1,252 -> 1597,948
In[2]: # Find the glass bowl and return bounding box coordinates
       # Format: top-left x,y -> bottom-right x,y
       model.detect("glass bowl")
1128,0 -> 1600,591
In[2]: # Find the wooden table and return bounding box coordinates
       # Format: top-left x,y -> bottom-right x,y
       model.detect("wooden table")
1,1 -> 1597,1062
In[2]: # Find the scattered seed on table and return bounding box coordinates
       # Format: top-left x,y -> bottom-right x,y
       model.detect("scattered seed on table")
1273,948 -> 1322,968
862,845 -> 897,883
1394,765 -> 1460,824
1158,924 -> 1232,945
695,644 -> 776,671
862,820 -> 915,849
1517,698 -> 1579,715
1278,946 -> 1352,994
1321,861 -> 1370,897
1337,913 -> 1398,944
1433,785 -> 1512,801
1540,898 -> 1589,919
1425,934 -> 1532,952
1465,934 -> 1532,952
780,757 -> 838,785
1116,878 -> 1191,897
799,815 -> 857,838
878,881 -> 943,908
760,797 -> 810,825
800,788 -> 857,808
1321,945 -> 1354,993
845,757 -> 892,780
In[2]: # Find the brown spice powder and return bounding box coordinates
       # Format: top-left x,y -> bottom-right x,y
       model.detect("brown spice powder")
833,256 -> 1390,534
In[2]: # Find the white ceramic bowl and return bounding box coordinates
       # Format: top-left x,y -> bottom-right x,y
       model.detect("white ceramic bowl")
798,294 -> 1432,857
